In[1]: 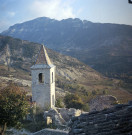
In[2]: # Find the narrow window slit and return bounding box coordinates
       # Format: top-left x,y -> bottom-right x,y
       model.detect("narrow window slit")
39,73 -> 44,83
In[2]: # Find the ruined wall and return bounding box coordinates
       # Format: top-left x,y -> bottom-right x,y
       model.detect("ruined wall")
69,102 -> 132,135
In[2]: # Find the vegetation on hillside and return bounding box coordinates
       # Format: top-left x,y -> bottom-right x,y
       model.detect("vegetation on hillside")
0,35 -> 132,104
64,93 -> 84,109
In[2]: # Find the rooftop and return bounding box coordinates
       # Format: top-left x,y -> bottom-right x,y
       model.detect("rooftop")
35,45 -> 52,65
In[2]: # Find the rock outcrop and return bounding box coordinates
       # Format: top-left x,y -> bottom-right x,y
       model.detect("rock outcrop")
69,102 -> 132,135
89,95 -> 118,112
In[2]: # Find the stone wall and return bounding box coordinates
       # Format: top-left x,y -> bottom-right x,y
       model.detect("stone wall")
31,66 -> 55,108
69,102 -> 132,135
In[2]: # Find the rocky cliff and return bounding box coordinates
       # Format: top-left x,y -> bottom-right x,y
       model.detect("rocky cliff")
0,35 -> 101,82
1,17 -> 132,83
69,102 -> 132,135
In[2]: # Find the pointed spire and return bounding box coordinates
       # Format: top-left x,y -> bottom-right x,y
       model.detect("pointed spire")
35,45 -> 52,65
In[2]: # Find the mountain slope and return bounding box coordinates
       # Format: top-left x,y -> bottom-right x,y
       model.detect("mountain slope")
0,35 -> 101,82
1,17 -> 132,82
0,35 -> 132,103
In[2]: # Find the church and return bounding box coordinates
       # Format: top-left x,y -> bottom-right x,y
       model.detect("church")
31,45 -> 55,108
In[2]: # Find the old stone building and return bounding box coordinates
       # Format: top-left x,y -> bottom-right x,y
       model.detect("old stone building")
31,45 -> 55,108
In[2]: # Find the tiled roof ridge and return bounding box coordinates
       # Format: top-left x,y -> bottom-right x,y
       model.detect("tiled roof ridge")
35,45 -> 52,65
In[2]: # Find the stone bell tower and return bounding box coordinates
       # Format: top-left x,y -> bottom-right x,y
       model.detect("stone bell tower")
31,45 -> 55,108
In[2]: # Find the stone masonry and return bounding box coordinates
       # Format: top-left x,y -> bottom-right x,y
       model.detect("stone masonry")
69,101 -> 132,135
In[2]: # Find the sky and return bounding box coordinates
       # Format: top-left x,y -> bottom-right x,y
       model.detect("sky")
0,0 -> 132,32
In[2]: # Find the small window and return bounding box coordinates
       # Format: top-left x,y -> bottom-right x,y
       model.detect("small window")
52,72 -> 53,83
39,73 -> 44,83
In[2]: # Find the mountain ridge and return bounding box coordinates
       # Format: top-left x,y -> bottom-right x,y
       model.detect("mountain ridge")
1,17 -> 132,83
3,17 -> 132,50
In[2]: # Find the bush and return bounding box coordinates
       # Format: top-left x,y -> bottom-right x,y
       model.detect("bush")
82,103 -> 90,112
0,83 -> 29,135
92,90 -> 97,95
55,98 -> 64,108
102,90 -> 107,95
64,93 -> 84,109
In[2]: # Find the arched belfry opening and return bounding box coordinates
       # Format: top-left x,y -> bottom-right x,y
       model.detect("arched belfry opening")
39,73 -> 44,83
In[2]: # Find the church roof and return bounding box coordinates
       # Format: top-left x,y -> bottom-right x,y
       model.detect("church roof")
35,45 -> 52,65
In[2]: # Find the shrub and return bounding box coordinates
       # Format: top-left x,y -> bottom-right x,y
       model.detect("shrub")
55,98 -> 64,108
64,93 -> 84,109
0,83 -> 29,135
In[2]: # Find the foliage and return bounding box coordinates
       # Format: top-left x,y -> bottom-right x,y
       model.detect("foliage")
55,98 -> 64,108
102,90 -> 107,95
92,90 -> 97,95
0,83 -> 29,135
82,103 -> 90,112
64,93 -> 84,109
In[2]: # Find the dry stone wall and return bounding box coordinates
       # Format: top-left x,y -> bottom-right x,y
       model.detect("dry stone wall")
69,102 -> 132,135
